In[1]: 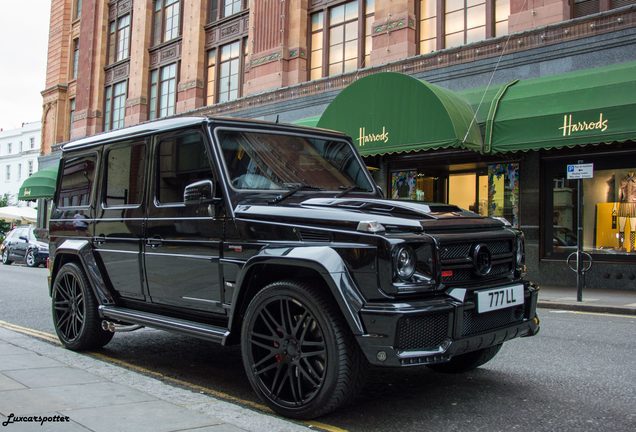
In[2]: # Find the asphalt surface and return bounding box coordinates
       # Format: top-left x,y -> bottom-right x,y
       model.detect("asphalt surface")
1,264 -> 635,432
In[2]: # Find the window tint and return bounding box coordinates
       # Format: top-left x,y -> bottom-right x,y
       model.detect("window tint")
105,143 -> 146,207
156,132 -> 212,204
57,155 -> 97,207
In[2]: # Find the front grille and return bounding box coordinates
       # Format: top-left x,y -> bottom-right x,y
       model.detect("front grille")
395,313 -> 449,350
439,239 -> 515,286
461,306 -> 524,337
442,263 -> 514,284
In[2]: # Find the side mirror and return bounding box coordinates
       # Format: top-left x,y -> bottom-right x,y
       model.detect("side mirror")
184,180 -> 221,206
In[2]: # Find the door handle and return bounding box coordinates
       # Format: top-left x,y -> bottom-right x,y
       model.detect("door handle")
146,237 -> 163,248
92,235 -> 106,246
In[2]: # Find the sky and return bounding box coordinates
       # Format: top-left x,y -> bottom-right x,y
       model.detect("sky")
0,1 -> 51,131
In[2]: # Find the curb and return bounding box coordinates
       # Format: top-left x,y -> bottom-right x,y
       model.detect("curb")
537,301 -> 636,316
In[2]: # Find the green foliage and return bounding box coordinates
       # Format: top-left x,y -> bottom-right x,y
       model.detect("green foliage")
0,194 -> 10,237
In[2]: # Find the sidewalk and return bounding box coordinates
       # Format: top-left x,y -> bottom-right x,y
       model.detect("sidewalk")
537,284 -> 636,315
0,327 -> 307,432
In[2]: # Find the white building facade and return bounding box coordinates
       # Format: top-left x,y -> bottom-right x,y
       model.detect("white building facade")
0,122 -> 41,206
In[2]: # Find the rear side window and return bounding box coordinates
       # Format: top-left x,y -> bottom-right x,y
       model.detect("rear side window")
156,131 -> 212,204
57,155 -> 97,208
104,142 -> 146,207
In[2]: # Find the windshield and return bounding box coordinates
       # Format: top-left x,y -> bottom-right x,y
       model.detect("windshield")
33,228 -> 49,241
217,129 -> 374,193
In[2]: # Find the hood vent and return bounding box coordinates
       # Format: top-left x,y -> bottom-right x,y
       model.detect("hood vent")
297,229 -> 331,242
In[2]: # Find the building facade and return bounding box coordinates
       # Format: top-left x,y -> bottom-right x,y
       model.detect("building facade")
40,0 -> 636,289
0,122 -> 41,206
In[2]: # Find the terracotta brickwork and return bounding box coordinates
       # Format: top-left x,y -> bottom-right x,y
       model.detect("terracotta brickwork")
509,0 -> 570,33
371,0 -> 417,65
71,0 -> 109,139
43,0 -> 589,153
125,0 -> 153,125
41,0 -> 72,155
177,0 -> 207,113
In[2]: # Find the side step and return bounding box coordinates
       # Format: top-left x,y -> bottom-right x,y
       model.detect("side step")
99,305 -> 230,344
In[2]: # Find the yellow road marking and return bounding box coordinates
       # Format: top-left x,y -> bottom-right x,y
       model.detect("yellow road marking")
0,320 -> 60,344
0,320 -> 348,432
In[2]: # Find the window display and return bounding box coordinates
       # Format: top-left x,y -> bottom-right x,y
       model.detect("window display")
391,170 -> 417,200
545,153 -> 636,259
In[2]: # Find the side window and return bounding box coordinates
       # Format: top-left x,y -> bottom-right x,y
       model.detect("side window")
156,131 -> 212,205
57,155 -> 97,208
104,142 -> 146,207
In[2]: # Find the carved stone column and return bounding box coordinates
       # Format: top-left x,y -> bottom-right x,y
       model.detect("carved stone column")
371,0 -> 417,66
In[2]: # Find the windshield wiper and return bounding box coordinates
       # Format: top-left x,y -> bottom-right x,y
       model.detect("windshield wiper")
335,185 -> 366,198
269,183 -> 323,204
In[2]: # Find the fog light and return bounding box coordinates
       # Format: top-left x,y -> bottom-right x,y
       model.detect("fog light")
376,351 -> 387,362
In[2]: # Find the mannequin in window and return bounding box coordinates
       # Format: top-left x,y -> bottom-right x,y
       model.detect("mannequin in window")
613,171 -> 636,251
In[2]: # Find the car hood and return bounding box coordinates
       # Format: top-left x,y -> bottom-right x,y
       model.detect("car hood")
33,240 -> 49,249
234,197 -> 505,233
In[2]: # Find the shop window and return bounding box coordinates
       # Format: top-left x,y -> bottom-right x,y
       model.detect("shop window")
389,163 -> 519,225
544,154 -> 636,259
418,0 -> 509,53
104,81 -> 127,131
153,0 -> 181,46
309,0 -> 374,79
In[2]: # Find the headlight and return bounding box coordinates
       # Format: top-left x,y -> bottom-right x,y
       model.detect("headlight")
394,246 -> 416,281
516,234 -> 525,266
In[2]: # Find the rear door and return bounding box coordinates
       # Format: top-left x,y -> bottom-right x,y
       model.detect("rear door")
93,139 -> 147,300
143,127 -> 225,314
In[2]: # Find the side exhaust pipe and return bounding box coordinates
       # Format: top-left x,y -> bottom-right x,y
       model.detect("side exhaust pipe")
101,320 -> 143,333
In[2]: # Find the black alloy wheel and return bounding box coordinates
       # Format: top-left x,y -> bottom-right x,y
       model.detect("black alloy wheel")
1,249 -> 12,265
51,263 -> 113,351
241,280 -> 366,419
25,250 -> 37,267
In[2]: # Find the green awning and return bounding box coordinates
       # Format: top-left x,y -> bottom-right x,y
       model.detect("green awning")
18,166 -> 58,201
292,115 -> 321,128
460,61 -> 636,153
316,72 -> 483,156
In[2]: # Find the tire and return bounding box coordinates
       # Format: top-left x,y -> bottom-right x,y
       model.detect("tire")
427,344 -> 503,373
2,248 -> 12,265
51,262 -> 113,351
25,250 -> 37,268
241,280 -> 366,419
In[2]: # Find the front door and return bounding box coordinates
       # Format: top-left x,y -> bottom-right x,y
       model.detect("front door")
93,140 -> 147,300
144,128 -> 225,314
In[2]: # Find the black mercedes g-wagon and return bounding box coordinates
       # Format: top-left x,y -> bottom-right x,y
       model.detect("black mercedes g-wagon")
49,117 -> 539,419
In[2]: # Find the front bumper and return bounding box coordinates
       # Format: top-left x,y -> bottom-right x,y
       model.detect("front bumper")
356,282 -> 540,367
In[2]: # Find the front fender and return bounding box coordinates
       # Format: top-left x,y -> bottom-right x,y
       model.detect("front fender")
230,246 -> 367,335
51,239 -> 115,306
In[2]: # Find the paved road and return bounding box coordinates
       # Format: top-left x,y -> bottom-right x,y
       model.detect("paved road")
1,264 -> 635,431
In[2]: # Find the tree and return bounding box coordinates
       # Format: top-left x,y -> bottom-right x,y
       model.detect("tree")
0,193 -> 11,236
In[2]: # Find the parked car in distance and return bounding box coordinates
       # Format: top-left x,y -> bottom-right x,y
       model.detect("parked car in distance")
1,225 -> 49,267
49,117 -> 539,419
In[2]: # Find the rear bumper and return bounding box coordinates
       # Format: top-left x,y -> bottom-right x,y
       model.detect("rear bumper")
356,281 -> 540,367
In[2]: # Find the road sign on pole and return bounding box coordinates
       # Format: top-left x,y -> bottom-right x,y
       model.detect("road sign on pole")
566,163 -> 594,179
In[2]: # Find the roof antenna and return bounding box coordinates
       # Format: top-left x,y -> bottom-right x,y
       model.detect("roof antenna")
275,115 -> 279,124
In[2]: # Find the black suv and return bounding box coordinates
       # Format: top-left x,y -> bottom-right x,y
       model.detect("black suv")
2,225 -> 49,267
49,117 -> 539,419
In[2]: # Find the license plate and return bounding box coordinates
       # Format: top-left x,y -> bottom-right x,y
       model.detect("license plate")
476,284 -> 524,313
